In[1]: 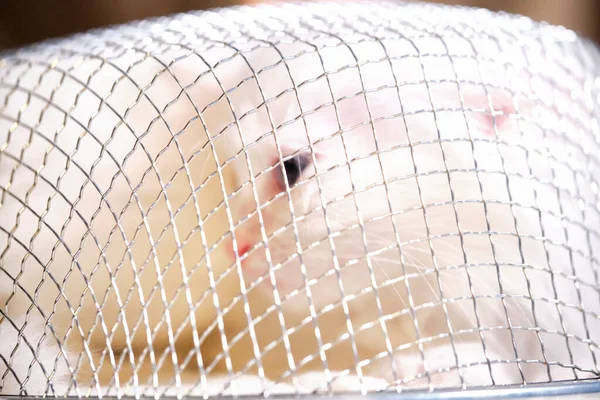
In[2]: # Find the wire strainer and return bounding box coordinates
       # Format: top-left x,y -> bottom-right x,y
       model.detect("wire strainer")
0,1 -> 599,398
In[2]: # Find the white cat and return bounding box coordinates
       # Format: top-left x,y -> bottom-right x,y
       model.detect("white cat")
0,10 -> 598,396
214,35 -> 600,389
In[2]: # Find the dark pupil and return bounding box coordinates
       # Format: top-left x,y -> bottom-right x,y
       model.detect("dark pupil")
283,154 -> 309,187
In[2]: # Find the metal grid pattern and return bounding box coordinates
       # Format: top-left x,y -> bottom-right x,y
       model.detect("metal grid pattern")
0,0 -> 599,397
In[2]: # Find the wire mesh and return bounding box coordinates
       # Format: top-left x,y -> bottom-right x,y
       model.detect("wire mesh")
0,0 -> 599,398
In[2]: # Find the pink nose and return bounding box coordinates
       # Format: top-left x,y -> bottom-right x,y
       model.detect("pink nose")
236,243 -> 251,259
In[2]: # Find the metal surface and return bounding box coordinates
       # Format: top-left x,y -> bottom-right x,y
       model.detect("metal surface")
0,0 -> 599,398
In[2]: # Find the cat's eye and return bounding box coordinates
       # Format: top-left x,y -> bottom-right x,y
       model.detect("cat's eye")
282,154 -> 310,187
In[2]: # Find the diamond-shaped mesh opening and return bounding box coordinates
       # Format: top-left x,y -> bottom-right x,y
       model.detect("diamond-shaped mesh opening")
0,0 -> 599,398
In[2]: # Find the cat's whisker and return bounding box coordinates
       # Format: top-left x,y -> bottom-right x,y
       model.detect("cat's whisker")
373,257 -> 409,312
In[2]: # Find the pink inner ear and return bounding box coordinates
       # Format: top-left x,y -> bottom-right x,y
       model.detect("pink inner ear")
464,89 -> 517,138
481,102 -> 514,138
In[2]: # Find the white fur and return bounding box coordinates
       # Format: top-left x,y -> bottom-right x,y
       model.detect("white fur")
0,12 -> 598,395
0,315 -> 73,395
220,36 -> 600,387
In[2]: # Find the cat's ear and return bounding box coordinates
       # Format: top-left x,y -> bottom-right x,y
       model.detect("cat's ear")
309,79 -> 535,152
458,85 -> 518,139
426,82 -> 535,142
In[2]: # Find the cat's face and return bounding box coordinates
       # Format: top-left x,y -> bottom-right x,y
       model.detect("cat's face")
216,54 -> 524,313
218,94 -> 410,308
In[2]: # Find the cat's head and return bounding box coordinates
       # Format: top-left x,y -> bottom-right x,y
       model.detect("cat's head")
205,45 -> 525,312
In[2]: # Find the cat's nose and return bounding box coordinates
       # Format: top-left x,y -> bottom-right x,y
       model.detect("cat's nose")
236,242 -> 251,258
228,237 -> 252,267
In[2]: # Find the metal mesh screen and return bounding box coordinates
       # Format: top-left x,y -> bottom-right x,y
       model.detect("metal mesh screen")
1,0 -> 599,397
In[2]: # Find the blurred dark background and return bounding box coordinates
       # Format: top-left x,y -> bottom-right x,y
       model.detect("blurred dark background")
0,0 -> 599,51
